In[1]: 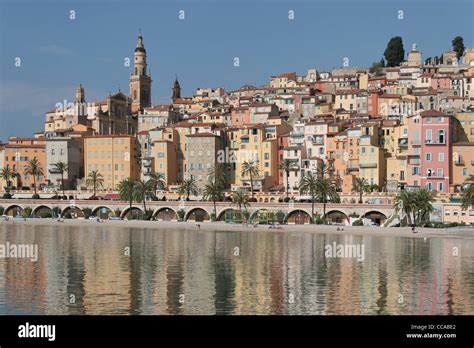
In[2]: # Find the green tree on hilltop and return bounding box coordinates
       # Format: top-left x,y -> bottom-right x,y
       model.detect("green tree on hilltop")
384,36 -> 405,67
452,36 -> 465,59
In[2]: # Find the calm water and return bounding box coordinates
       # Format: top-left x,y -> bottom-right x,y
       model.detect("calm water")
0,223 -> 474,315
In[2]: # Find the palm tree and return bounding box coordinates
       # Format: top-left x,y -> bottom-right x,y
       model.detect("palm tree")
232,189 -> 250,212
394,190 -> 416,225
462,175 -> 474,210
241,160 -> 260,198
149,172 -> 166,195
52,162 -> 68,196
414,189 -> 436,223
118,178 -> 136,211
1,167 -> 15,192
178,177 -> 198,201
316,160 -> 332,179
203,181 -> 224,218
298,172 -> 319,222
86,170 -> 104,197
353,178 -> 370,204
133,179 -> 154,213
208,163 -> 227,188
279,159 -> 295,198
315,177 -> 340,222
24,157 -> 44,195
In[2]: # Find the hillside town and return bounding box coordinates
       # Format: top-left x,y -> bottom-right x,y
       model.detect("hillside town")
1,33 -> 474,226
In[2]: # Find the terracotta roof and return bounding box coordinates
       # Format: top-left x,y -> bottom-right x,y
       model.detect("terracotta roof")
84,134 -> 136,139
420,110 -> 448,117
186,132 -> 219,138
271,72 -> 296,78
144,104 -> 172,111
379,94 -> 402,98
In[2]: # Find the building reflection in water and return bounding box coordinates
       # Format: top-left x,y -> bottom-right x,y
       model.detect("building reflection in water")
0,224 -> 473,315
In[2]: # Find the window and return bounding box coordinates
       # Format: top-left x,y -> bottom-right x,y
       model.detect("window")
439,152 -> 445,161
463,168 -> 468,176
425,129 -> 432,142
426,153 -> 432,161
427,182 -> 433,191
437,130 -> 445,144
437,168 -> 443,178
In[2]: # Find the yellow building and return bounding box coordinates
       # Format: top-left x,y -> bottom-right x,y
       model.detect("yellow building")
359,123 -> 386,188
454,112 -> 474,143
172,122 -> 193,182
234,124 -> 278,191
382,121 -> 408,191
84,135 -> 140,190
150,128 -> 179,186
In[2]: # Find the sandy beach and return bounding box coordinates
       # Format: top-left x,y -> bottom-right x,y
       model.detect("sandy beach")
1,217 -> 473,239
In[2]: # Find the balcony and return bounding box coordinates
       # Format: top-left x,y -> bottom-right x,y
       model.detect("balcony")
345,167 -> 359,175
312,136 -> 324,145
143,159 -> 152,167
410,140 -> 421,146
424,139 -> 446,145
409,158 -> 420,165
455,158 -> 465,165
359,162 -> 377,168
398,138 -> 408,148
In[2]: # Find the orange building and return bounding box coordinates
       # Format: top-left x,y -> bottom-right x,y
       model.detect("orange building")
84,134 -> 140,190
452,142 -> 474,193
3,137 -> 47,190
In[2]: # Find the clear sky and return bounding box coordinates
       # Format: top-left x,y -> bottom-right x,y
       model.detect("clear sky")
0,0 -> 473,140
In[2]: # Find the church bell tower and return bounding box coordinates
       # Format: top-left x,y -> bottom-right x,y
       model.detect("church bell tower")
130,30 -> 152,114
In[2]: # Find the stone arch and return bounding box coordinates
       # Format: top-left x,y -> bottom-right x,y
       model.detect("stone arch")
121,206 -> 144,219
32,205 -> 53,218
216,208 -> 243,223
286,209 -> 312,224
62,206 -> 85,219
362,210 -> 388,226
250,209 -> 275,224
153,207 -> 177,221
4,205 -> 23,217
185,208 -> 210,222
324,210 -> 349,224
92,206 -> 116,219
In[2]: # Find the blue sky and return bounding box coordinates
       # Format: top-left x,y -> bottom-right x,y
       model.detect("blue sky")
0,0 -> 473,140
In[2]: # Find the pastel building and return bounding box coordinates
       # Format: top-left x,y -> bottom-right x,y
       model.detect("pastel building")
451,142 -> 474,192
84,135 -> 140,190
3,137 -> 47,190
419,111 -> 453,192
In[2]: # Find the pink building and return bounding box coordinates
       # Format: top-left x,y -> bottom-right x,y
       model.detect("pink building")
431,74 -> 451,90
420,111 -> 453,192
407,110 -> 453,193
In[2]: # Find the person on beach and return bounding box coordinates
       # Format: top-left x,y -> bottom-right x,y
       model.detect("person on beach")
196,222 -> 201,229
412,224 -> 417,233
